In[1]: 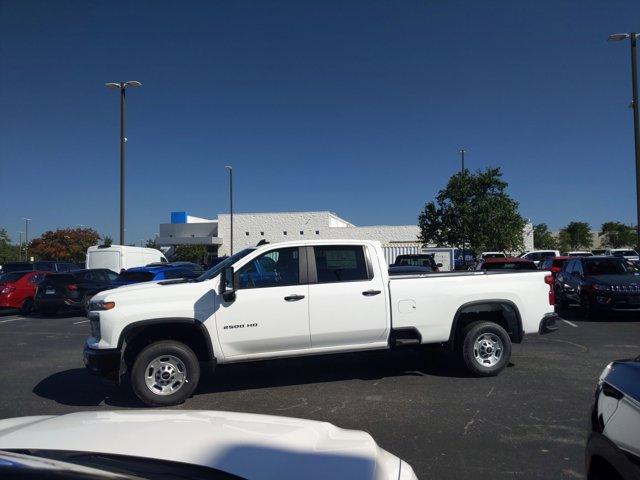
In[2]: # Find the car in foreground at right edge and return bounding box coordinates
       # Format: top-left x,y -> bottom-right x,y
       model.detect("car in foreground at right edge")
554,256 -> 640,318
0,410 -> 417,480
586,356 -> 640,480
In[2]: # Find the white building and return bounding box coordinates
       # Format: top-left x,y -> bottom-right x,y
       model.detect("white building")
158,210 -> 533,264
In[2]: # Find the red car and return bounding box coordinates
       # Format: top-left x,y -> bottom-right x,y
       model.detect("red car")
0,271 -> 49,314
539,256 -> 570,281
475,257 -> 538,271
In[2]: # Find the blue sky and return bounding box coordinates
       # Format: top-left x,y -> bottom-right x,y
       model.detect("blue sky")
1,0 -> 639,244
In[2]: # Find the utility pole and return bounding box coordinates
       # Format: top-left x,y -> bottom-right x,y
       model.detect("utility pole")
23,218 -> 31,262
608,33 -> 640,248
460,149 -> 466,269
19,232 -> 23,262
225,166 -> 234,255
105,80 -> 142,245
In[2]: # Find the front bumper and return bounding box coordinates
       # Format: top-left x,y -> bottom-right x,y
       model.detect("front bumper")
539,312 -> 559,334
83,345 -> 121,381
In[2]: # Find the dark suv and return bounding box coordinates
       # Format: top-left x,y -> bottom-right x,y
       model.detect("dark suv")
393,254 -> 441,272
0,261 -> 81,274
34,269 -> 119,316
555,256 -> 640,318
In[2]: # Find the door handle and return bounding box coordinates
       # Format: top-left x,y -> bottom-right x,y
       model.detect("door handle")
284,294 -> 305,302
362,289 -> 381,296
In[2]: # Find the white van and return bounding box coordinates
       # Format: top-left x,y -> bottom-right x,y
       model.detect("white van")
86,245 -> 167,272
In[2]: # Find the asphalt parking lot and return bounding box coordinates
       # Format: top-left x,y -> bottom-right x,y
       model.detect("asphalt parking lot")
0,308 -> 638,479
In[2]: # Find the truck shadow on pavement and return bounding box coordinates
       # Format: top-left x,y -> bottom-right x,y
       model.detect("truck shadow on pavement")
33,348 -> 491,408
557,306 -> 640,323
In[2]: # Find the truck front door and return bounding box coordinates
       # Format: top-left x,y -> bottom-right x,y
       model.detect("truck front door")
215,246 -> 311,357
307,245 -> 388,348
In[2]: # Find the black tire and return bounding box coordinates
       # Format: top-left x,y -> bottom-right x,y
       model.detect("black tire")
131,340 -> 200,407
20,298 -> 34,316
555,287 -> 568,310
580,293 -> 599,320
460,321 -> 511,376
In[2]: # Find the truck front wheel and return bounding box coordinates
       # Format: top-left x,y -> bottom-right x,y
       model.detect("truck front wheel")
131,340 -> 200,407
460,321 -> 511,376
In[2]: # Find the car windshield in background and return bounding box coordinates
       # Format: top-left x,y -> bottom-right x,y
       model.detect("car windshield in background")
1,263 -> 33,273
612,250 -> 638,257
196,248 -> 255,282
483,253 -> 505,259
0,272 -> 28,282
584,259 -> 637,275
484,262 -> 537,270
118,271 -> 155,282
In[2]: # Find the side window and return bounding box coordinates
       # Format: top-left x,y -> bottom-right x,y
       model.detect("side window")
105,271 -> 119,282
566,260 -> 576,274
238,247 -> 300,289
35,262 -> 55,272
574,261 -> 584,275
28,274 -> 46,284
314,245 -> 369,283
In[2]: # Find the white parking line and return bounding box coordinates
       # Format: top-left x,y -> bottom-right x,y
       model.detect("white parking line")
0,317 -> 22,324
73,320 -> 89,324
562,319 -> 578,328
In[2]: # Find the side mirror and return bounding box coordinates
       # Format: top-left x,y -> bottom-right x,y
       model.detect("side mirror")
218,266 -> 237,300
436,263 -> 443,268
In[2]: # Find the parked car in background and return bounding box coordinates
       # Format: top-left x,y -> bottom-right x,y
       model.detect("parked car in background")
606,248 -> 640,262
539,256 -> 570,281
388,264 -> 433,275
86,245 -> 167,273
111,264 -> 200,286
586,356 -> 640,480
519,250 -> 560,266
453,248 -> 476,270
34,269 -> 119,316
592,249 -> 608,256
0,410 -> 417,480
555,256 -> 640,318
393,253 -> 441,272
0,261 -> 80,274
563,251 -> 594,257
475,257 -> 538,271
0,271 -> 48,314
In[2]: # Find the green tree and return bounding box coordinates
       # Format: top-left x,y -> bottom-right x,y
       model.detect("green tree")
0,228 -> 20,263
533,223 -> 558,250
599,221 -> 636,248
29,228 -> 101,262
144,238 -> 161,250
102,235 -> 113,247
418,167 -> 526,253
173,245 -> 208,263
558,222 -> 592,251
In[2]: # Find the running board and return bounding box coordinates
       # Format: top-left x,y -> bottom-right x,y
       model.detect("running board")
390,327 -> 422,347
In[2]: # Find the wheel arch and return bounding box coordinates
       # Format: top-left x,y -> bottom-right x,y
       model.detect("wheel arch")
119,318 -> 215,367
449,299 -> 523,348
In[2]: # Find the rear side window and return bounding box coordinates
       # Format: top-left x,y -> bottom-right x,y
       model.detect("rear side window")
0,272 -> 28,282
34,262 -> 56,271
118,271 -> 155,282
314,245 -> 369,283
45,274 -> 76,285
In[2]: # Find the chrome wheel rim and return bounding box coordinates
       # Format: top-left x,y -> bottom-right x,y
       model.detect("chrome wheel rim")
473,333 -> 503,367
144,355 -> 187,396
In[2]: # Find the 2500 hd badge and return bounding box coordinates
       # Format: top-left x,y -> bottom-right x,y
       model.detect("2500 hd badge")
223,323 -> 258,330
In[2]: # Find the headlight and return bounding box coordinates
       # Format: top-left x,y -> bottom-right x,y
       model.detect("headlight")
88,300 -> 115,311
593,284 -> 610,291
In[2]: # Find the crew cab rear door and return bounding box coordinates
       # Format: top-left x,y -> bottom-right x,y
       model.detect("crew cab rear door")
307,244 -> 388,348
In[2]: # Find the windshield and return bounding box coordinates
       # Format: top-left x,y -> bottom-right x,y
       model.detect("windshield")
611,250 -> 638,257
0,272 -> 28,282
483,253 -> 505,259
117,271 -> 155,282
584,258 -> 638,275
196,248 -> 255,281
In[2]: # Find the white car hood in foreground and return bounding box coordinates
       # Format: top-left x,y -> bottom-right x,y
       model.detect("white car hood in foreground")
0,410 -> 416,480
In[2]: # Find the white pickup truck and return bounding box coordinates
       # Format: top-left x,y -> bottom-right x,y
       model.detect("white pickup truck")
84,240 -> 559,406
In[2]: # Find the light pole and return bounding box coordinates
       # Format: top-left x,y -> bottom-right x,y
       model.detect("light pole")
105,80 -> 142,246
460,149 -> 466,268
23,218 -> 31,262
18,232 -> 24,262
225,166 -> 234,255
608,33 -> 640,247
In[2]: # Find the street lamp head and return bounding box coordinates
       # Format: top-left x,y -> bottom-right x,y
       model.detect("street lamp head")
608,33 -> 630,42
105,82 -> 121,89
225,165 -> 233,170
124,80 -> 142,88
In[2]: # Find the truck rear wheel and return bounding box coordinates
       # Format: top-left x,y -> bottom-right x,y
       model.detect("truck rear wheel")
131,340 -> 200,407
460,321 -> 511,376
